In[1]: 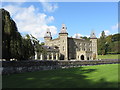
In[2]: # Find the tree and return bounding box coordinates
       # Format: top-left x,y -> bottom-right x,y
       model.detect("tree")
98,31 -> 107,55
82,36 -> 90,40
105,33 -> 120,54
2,8 -> 20,60
2,8 -> 35,60
30,34 -> 46,54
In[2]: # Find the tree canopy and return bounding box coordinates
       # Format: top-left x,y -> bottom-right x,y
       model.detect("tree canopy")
1,8 -> 44,60
97,31 -> 120,55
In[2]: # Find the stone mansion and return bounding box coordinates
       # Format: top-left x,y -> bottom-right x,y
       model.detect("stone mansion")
35,24 -> 98,60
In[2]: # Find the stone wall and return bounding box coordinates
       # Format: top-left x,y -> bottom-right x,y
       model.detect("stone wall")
2,59 -> 119,75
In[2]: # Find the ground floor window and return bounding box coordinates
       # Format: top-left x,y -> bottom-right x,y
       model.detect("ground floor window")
54,55 -> 56,60
87,57 -> 89,60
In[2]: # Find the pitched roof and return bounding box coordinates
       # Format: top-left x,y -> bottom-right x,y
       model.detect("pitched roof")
42,45 -> 59,52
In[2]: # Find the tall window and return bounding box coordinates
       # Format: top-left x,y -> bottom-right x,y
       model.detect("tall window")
84,43 -> 86,46
89,43 -> 91,46
79,48 -> 81,51
63,46 -> 64,51
84,48 -> 85,51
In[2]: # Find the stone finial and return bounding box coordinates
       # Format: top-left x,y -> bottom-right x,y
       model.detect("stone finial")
60,24 -> 67,33
44,28 -> 52,38
90,30 -> 97,39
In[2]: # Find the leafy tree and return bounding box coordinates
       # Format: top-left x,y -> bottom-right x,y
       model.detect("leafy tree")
30,34 -> 46,54
98,32 -> 120,54
98,31 -> 107,55
1,8 -> 35,60
112,33 -> 120,42
2,8 -> 19,60
82,36 -> 90,40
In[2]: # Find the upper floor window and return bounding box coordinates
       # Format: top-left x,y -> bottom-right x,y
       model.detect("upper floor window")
79,43 -> 81,46
63,46 -> 64,51
84,43 -> 86,46
89,48 -> 91,51
89,43 -> 91,46
84,48 -> 85,51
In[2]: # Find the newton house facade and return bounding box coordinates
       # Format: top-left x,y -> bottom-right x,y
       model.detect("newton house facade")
35,24 -> 98,61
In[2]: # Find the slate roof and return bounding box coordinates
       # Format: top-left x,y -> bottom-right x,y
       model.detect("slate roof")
42,45 -> 59,52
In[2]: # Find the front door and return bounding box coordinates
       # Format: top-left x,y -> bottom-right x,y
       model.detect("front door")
81,55 -> 84,60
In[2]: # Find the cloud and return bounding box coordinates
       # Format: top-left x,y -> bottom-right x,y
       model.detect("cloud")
73,33 -> 90,38
104,30 -> 110,35
73,33 -> 82,38
41,2 -> 58,12
3,4 -> 57,40
111,23 -> 120,30
38,0 -> 58,12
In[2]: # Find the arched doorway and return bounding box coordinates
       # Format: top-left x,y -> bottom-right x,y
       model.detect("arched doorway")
81,55 -> 84,60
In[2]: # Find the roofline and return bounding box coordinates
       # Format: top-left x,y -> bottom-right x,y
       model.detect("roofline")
59,33 -> 68,35
90,37 -> 97,39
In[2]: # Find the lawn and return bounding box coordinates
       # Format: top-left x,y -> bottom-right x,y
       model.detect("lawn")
3,64 -> 119,88
98,54 -> 119,59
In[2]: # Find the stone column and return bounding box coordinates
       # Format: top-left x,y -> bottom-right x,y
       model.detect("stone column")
51,53 -> 54,60
35,51 -> 37,60
56,53 -> 58,60
47,54 -> 49,60
79,55 -> 81,60
40,53 -> 43,60
84,54 -> 86,60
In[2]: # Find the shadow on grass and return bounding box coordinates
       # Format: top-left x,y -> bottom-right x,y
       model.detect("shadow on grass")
2,67 -> 119,88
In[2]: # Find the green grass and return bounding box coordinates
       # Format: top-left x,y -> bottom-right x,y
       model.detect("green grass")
98,54 -> 119,59
3,64 -> 119,88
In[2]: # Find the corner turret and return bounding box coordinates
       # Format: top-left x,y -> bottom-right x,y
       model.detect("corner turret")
90,31 -> 97,39
59,24 -> 68,35
44,28 -> 52,45
90,31 -> 98,60
59,24 -> 68,60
